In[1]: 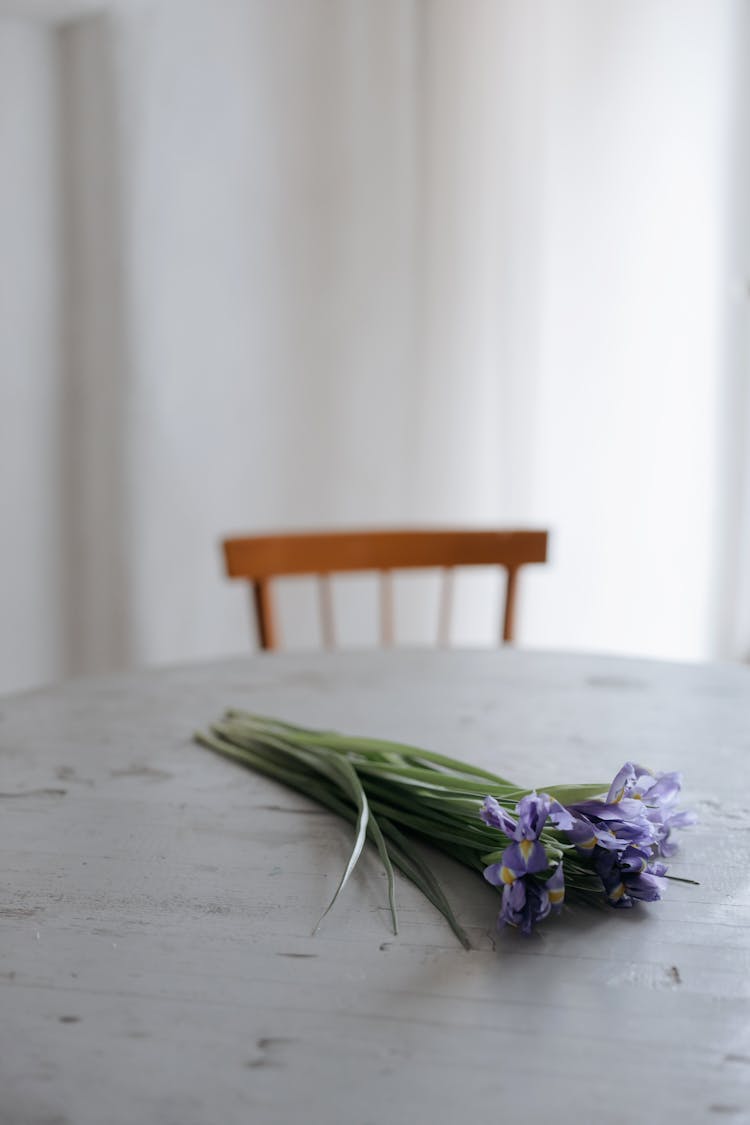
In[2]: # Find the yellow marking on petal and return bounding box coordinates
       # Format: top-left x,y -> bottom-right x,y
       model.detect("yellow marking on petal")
548,888 -> 565,904
500,866 -> 516,885
519,839 -> 535,862
577,836 -> 597,851
609,882 -> 626,902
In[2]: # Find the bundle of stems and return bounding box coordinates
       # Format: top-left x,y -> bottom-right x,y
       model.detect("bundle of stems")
195,710 -> 609,947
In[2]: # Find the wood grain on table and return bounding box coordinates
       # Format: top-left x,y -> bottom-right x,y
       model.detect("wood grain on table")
1,650 -> 749,1125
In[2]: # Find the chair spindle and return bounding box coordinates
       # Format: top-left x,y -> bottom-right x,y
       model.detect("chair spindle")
437,568 -> 454,647
380,570 -> 394,646
318,574 -> 335,649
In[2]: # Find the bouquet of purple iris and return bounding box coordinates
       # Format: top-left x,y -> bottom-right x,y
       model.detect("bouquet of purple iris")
196,713 -> 696,946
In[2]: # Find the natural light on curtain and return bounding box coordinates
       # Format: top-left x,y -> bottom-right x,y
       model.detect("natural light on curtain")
1,0 -> 748,693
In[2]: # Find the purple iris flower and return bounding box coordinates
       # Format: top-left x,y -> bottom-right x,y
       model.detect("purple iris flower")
595,844 -> 668,908
606,761 -> 673,804
555,760 -> 697,907
488,864 -> 566,935
481,793 -> 565,933
496,876 -> 550,934
607,763 -> 697,856
567,797 -> 659,854
481,793 -> 552,884
567,761 -> 695,859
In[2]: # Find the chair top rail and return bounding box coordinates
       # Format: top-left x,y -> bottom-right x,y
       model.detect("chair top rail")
224,528 -> 548,580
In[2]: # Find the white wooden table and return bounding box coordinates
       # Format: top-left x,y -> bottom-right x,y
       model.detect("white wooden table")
1,650 -> 749,1125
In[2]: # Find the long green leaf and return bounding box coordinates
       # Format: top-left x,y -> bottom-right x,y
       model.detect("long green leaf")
225,711 -> 516,784
214,724 -> 374,933
202,725 -> 400,934
376,819 -> 472,949
309,753 -> 370,935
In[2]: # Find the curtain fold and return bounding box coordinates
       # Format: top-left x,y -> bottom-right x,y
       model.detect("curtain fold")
1,0 -> 747,691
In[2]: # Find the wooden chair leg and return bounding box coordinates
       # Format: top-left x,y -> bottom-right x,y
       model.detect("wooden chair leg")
502,567 -> 518,645
253,580 -> 278,650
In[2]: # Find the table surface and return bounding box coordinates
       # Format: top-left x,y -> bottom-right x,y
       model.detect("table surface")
1,649 -> 749,1125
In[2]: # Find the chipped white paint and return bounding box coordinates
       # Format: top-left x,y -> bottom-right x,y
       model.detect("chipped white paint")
1,650 -> 749,1125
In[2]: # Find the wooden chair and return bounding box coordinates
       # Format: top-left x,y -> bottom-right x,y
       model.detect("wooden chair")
223,528 -> 548,651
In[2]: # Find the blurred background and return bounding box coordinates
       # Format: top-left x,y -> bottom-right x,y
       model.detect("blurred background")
2,0 -> 749,695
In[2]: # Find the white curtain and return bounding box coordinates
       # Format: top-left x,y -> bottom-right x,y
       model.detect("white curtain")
0,19 -> 62,693
1,0 -> 748,693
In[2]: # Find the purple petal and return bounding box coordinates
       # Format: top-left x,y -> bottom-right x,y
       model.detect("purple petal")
480,796 -> 517,837
570,796 -> 659,851
516,792 -> 552,839
547,800 -> 578,831
502,839 -> 549,876
546,864 -> 565,891
579,797 -> 649,822
564,813 -> 622,852
608,891 -> 636,909
650,805 -> 697,856
627,871 -> 666,902
545,864 -> 565,911
521,881 -> 551,933
498,879 -> 527,928
499,878 -> 552,934
483,862 -> 513,888
607,762 -> 638,804
646,772 -> 682,806
666,808 -> 698,829
619,847 -> 650,875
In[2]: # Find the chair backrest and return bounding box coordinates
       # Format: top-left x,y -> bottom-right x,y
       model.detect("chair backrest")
223,528 -> 548,650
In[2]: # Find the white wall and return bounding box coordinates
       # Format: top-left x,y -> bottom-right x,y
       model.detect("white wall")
0,19 -> 62,693
61,13 -> 138,677
405,0 -> 747,660
1,0 -> 748,693
61,0 -> 423,668
523,0 -> 742,660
